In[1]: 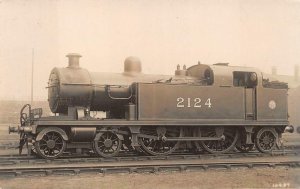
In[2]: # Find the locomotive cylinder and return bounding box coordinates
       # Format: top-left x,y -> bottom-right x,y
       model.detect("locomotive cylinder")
70,127 -> 96,142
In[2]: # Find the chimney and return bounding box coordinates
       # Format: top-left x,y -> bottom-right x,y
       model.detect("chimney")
295,65 -> 299,81
66,53 -> 82,68
271,66 -> 277,75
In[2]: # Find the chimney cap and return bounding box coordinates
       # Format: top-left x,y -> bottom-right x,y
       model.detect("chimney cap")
66,53 -> 82,58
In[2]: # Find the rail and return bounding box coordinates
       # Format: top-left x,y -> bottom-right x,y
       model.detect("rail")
0,160 -> 299,178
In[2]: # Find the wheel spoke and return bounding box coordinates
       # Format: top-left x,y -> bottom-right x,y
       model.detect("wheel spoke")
35,130 -> 66,159
255,128 -> 277,153
94,131 -> 122,158
152,141 -> 158,150
138,127 -> 181,156
201,128 -> 238,154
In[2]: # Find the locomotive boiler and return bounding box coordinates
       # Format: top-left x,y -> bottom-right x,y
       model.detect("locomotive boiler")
48,54 -> 171,117
9,53 -> 294,159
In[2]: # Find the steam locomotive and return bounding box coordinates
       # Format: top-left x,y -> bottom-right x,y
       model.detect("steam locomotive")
9,53 -> 294,159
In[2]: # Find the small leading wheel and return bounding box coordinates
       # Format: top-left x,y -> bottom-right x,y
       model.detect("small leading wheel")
200,127 -> 239,154
255,128 -> 278,153
138,127 -> 182,156
236,144 -> 255,153
93,131 -> 122,158
34,128 -> 66,159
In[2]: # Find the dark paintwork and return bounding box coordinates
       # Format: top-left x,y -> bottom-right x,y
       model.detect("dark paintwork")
33,119 -> 288,128
48,55 -> 173,114
256,88 -> 288,121
44,62 -> 289,128
136,83 -> 245,120
10,54 -> 291,158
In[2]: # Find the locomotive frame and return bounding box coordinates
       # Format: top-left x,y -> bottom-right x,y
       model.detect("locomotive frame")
9,53 -> 294,159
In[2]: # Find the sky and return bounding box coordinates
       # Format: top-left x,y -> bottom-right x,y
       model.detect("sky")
0,0 -> 300,100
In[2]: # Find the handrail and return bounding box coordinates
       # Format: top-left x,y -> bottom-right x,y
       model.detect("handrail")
106,85 -> 133,100
20,104 -> 31,126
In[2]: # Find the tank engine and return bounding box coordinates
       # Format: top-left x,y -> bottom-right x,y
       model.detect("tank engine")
9,53 -> 294,159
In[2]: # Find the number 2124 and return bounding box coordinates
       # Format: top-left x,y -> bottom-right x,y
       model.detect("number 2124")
176,97 -> 212,108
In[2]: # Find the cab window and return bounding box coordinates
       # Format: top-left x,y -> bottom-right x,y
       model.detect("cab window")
233,71 -> 257,88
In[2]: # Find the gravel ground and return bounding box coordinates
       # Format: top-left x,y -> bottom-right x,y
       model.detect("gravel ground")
0,168 -> 299,189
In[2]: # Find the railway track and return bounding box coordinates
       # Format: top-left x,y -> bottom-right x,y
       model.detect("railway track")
0,149 -> 298,166
0,142 -> 19,150
0,139 -> 299,150
0,159 -> 299,178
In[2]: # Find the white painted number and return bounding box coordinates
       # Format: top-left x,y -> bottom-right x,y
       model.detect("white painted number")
187,98 -> 191,108
177,97 -> 184,108
194,98 -> 201,108
176,97 -> 212,108
205,98 -> 212,108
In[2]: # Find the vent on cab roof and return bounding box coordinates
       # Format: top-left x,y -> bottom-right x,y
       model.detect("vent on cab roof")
214,63 -> 229,66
